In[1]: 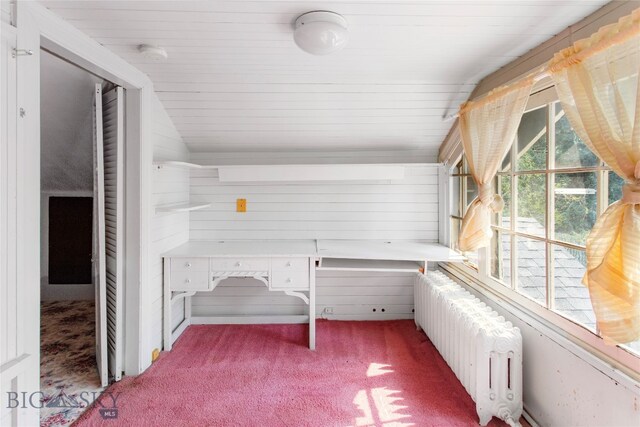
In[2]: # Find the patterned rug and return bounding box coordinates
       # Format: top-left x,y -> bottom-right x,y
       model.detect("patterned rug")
40,300 -> 103,427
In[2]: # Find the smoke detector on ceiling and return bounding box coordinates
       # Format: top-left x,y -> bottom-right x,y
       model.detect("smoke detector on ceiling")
293,11 -> 349,55
137,44 -> 168,61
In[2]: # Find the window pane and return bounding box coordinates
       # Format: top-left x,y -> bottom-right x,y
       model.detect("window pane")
620,340 -> 640,357
552,245 -> 596,331
516,237 -> 546,305
517,174 -> 546,237
609,171 -> 625,205
465,176 -> 477,213
500,143 -> 512,173
452,217 -> 478,267
490,229 -> 511,286
492,175 -> 511,226
451,218 -> 460,251
451,175 -> 461,217
554,172 -> 597,246
517,106 -> 548,171
554,103 -> 598,168
454,159 -> 463,175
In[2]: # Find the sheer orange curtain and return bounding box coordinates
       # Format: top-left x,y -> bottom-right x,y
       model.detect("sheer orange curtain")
457,79 -> 534,252
549,9 -> 640,344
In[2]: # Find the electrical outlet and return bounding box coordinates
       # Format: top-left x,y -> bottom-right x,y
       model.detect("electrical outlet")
324,307 -> 334,314
236,198 -> 247,212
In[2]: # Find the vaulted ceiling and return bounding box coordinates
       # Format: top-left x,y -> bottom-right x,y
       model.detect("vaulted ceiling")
40,50 -> 102,192
42,1 -> 609,154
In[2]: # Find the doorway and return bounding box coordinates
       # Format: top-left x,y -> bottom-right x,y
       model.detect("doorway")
39,49 -> 123,427
1,4 -> 149,425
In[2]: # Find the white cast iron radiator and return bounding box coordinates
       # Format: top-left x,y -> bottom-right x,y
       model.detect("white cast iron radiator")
415,271 -> 523,427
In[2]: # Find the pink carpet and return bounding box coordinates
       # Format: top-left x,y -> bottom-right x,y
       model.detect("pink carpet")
75,320 -> 507,426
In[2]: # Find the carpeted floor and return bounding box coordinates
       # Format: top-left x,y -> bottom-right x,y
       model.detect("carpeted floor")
40,300 -> 103,427
75,320 -> 509,427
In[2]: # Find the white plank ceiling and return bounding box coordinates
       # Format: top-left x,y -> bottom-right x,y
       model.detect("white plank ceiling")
42,0 -> 608,153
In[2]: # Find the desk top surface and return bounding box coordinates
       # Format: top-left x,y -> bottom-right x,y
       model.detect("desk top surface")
163,239 -> 464,262
317,240 -> 464,262
163,240 -> 318,257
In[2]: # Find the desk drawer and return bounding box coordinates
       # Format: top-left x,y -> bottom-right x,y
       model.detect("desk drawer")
209,257 -> 269,273
171,258 -> 209,272
271,258 -> 309,289
170,271 -> 210,291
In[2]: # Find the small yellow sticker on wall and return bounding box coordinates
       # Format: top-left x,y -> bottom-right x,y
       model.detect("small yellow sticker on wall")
237,198 -> 247,212
152,348 -> 160,362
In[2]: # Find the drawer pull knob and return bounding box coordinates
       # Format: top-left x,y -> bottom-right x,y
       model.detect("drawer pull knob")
185,279 -> 191,283
236,262 -> 242,267
286,278 -> 292,283
286,262 -> 292,267
186,262 -> 191,267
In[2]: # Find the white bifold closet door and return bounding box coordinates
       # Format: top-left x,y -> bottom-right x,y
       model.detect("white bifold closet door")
102,86 -> 124,382
93,84 -> 124,387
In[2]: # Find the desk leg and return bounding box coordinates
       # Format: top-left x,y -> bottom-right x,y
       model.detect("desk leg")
309,257 -> 316,350
163,260 -> 172,351
185,295 -> 192,323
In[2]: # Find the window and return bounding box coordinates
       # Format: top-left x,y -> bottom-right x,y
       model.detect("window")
450,158 -> 478,267
449,90 -> 640,361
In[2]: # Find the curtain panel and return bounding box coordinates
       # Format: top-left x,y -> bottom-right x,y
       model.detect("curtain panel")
548,9 -> 640,344
457,79 -> 534,252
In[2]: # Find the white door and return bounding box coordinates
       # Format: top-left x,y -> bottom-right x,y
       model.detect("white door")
0,4 -> 41,426
93,83 -> 108,387
102,87 -> 124,381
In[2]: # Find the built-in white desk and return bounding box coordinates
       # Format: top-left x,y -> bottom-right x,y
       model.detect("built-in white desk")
163,239 -> 464,351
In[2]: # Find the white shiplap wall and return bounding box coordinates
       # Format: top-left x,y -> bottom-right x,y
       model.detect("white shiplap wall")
189,152 -> 439,320
150,93 -> 190,352
1,1 -> 11,25
0,16 -> 16,368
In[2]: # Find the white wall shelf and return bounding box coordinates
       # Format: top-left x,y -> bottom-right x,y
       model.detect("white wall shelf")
217,164 -> 406,182
153,162 -> 439,183
153,160 -> 216,169
155,202 -> 211,214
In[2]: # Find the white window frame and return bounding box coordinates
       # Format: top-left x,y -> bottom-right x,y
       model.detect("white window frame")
443,86 -> 640,380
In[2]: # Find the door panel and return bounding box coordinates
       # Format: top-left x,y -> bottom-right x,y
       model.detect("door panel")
1,3 -> 41,425
102,87 -> 124,381
93,83 -> 108,387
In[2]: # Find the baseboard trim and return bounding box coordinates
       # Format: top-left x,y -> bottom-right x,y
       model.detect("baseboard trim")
191,315 -> 310,325
522,408 -> 540,427
171,318 -> 190,344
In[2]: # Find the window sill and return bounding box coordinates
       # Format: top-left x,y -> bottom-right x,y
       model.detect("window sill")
438,261 -> 640,389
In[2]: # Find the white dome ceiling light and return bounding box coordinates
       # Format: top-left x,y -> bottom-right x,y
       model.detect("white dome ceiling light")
137,44 -> 168,61
293,11 -> 349,55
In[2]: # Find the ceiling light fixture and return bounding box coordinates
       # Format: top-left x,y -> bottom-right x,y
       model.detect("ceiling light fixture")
293,11 -> 349,56
137,44 -> 168,61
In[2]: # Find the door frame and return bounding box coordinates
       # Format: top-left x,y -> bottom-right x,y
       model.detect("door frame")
15,2 -> 154,378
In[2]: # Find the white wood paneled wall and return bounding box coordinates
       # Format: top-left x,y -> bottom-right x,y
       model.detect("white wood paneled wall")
1,2 -> 10,25
150,94 -> 190,352
0,17 -> 17,372
189,165 -> 438,241
189,153 -> 439,320
192,149 -> 437,166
